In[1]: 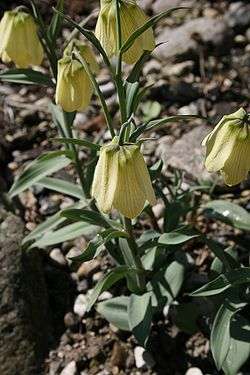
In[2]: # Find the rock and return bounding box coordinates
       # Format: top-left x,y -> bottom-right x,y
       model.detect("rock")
157,125 -> 213,181
155,17 -> 230,60
150,81 -> 201,104
152,0 -> 194,13
178,102 -> 199,116
50,248 -> 67,266
98,291 -> 113,301
225,2 -> 250,29
134,347 -> 146,368
77,259 -> 100,279
73,294 -> 88,318
185,367 -> 203,375
110,342 -> 127,368
134,346 -> 156,369
162,61 -> 194,77
0,210 -> 50,375
60,361 -> 77,375
64,312 -> 79,330
143,59 -> 162,75
140,0 -> 153,11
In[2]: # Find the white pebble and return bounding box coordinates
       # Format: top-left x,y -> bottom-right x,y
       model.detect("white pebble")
73,294 -> 88,318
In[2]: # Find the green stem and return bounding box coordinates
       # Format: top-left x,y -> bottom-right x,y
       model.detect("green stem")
62,111 -> 89,198
124,217 -> 146,292
115,0 -> 127,124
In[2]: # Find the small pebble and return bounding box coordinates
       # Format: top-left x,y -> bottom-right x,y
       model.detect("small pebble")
64,312 -> 79,329
50,248 -> 67,266
73,294 -> 88,318
185,367 -> 203,375
60,361 -> 77,375
98,291 -> 113,301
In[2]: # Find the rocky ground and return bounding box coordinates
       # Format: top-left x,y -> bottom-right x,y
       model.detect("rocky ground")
0,0 -> 250,374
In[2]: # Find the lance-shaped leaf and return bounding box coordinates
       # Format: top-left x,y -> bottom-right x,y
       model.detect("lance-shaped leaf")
158,227 -> 199,246
52,8 -> 111,68
191,268 -> 250,297
54,137 -> 100,151
48,0 -> 64,43
22,200 -> 88,246
87,266 -> 139,311
211,303 -> 236,370
9,151 -> 72,198
204,200 -> 250,232
121,7 -> 189,54
36,177 -> 85,199
0,69 -> 54,86
32,222 -> 97,249
68,229 -> 129,263
96,296 -> 130,331
128,292 -> 153,346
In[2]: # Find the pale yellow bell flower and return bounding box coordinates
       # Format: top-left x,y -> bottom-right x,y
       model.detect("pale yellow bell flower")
55,56 -> 94,113
92,138 -> 156,218
63,39 -> 100,75
202,108 -> 250,186
95,0 -> 155,64
0,10 -> 43,68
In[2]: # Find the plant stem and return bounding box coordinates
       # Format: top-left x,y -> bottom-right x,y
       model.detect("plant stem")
115,0 -> 127,124
124,217 -> 146,292
62,111 -> 89,198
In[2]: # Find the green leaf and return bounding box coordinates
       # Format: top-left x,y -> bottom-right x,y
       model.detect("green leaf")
204,200 -> 250,231
54,137 -> 101,151
121,7 -> 189,55
0,69 -> 54,87
141,101 -> 161,122
127,51 -> 151,83
191,268 -> 250,297
36,177 -> 85,199
149,260 -> 185,307
9,151 -> 72,198
210,245 -> 239,276
87,266 -> 137,311
158,227 -> 199,246
22,200 -> 88,246
211,303 -> 236,370
128,292 -> 153,346
96,296 -> 130,331
53,8 -> 111,68
61,208 -> 112,228
32,221 -> 97,249
48,0 -> 64,43
49,102 -> 76,137
222,315 -> 250,375
132,115 -> 205,139
68,229 -> 129,263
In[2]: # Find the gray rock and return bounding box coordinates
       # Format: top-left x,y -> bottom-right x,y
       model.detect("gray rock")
0,210 -> 50,375
155,17 -> 230,60
152,0 -> 194,14
157,125 -> 213,181
225,2 -> 250,29
60,361 -> 77,375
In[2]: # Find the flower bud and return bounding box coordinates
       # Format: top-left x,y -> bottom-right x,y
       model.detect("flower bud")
92,138 -> 156,218
64,39 -> 100,75
95,0 -> 155,64
202,108 -> 250,186
0,9 -> 43,68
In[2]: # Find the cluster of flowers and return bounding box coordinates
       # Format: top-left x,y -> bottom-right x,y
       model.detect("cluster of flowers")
0,0 -> 249,219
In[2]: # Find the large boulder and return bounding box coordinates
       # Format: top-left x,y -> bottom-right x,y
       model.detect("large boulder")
0,210 -> 50,375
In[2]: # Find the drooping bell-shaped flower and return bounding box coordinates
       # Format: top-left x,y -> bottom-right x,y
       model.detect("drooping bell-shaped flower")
95,0 -> 155,64
0,9 -> 43,68
92,138 -> 156,218
202,108 -> 250,186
